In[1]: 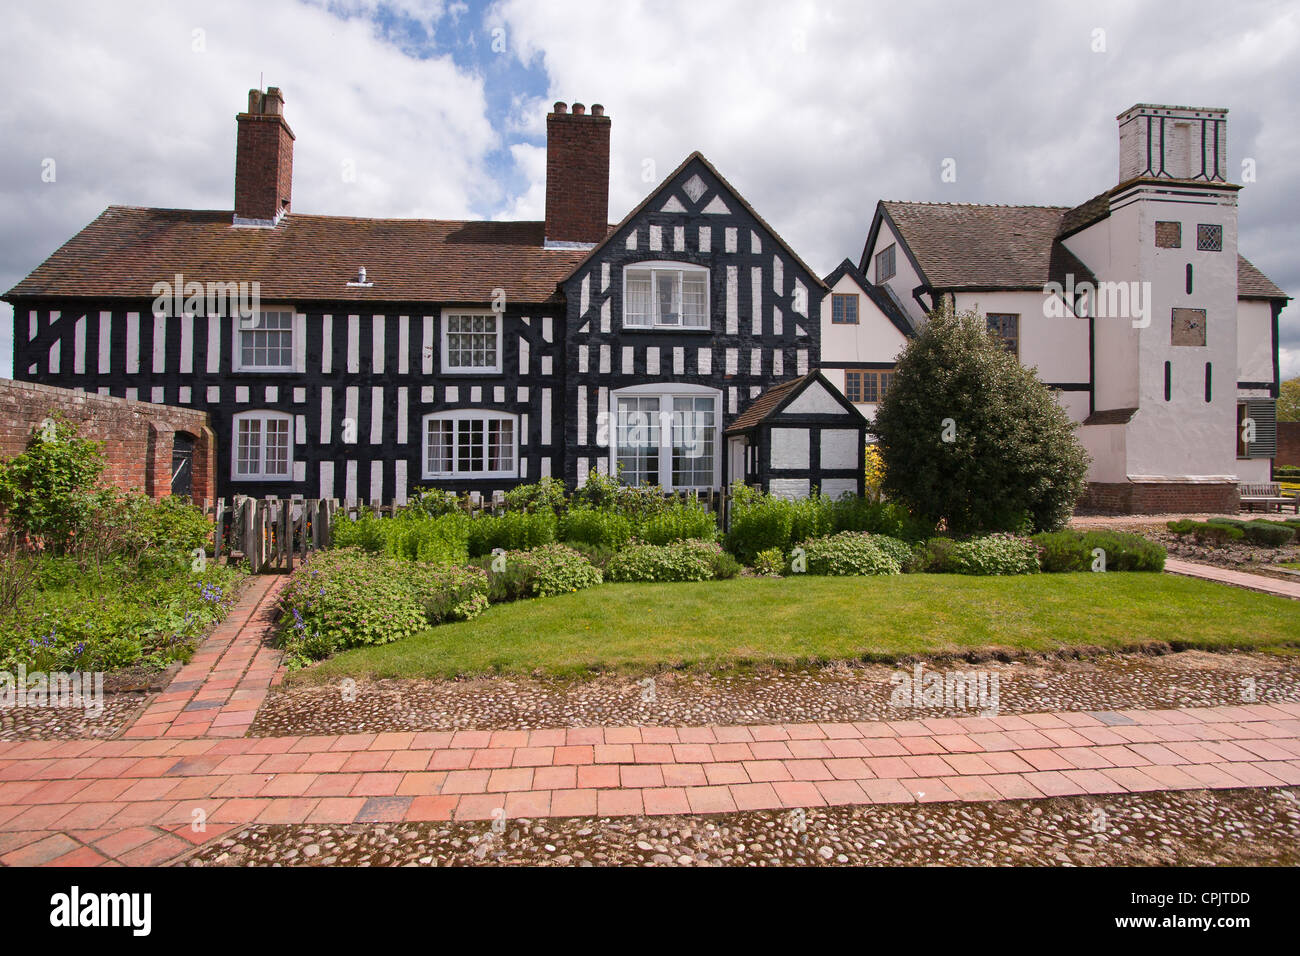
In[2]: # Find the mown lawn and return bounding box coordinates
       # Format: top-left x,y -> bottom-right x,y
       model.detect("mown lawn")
294,572 -> 1300,682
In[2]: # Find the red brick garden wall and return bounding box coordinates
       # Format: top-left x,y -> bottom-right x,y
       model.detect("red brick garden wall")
1277,422 -> 1300,468
1076,481 -> 1239,515
0,379 -> 215,502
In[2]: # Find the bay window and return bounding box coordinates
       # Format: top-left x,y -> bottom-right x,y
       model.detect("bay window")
610,385 -> 720,490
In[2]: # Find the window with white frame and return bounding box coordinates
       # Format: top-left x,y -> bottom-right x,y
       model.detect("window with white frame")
611,385 -> 720,490
236,310 -> 294,371
623,263 -> 709,329
232,411 -> 293,480
441,311 -> 502,373
423,411 -> 517,479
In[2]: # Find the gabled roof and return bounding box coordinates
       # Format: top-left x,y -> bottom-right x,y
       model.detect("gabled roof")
562,151 -> 828,291
725,369 -> 868,435
872,201 -> 1096,291
822,258 -> 915,339
871,197 -> 1288,302
4,206 -> 608,304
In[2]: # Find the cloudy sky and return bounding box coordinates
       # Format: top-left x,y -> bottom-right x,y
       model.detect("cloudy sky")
2,0 -> 1297,376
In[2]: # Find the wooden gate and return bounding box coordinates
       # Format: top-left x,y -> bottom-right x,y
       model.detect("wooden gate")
207,497 -> 338,573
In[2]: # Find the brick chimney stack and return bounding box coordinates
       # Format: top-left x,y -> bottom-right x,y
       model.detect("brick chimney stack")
545,101 -> 610,246
234,87 -> 295,226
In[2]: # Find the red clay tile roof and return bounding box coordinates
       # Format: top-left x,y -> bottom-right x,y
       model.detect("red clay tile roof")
725,373 -> 813,434
5,206 -> 608,304
880,201 -> 1095,290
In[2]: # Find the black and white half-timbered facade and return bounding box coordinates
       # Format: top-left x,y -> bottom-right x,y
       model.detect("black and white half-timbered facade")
5,89 -> 866,503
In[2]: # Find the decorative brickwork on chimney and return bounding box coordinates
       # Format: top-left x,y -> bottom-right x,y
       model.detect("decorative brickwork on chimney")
545,101 -> 610,246
234,87 -> 295,226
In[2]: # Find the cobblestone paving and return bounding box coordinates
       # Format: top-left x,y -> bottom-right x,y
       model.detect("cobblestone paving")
0,693 -> 147,742
251,652 -> 1300,736
186,785 -> 1300,867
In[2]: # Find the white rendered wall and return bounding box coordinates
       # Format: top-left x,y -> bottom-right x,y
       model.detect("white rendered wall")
953,290 -> 1090,386
819,272 -> 909,366
865,218 -> 928,328
1236,299 -> 1274,384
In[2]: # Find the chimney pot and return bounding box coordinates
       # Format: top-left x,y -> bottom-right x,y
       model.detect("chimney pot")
572,102 -> 586,115
553,101 -> 567,114
591,104 -> 604,116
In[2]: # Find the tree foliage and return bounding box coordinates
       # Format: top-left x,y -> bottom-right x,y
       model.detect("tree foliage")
1278,376 -> 1300,422
872,308 -> 1089,534
0,417 -> 106,552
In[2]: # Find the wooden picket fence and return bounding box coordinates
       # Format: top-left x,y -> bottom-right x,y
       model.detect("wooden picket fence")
201,487 -> 737,574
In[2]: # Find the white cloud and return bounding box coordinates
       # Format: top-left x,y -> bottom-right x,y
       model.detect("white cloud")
2,0 -> 1298,382
0,0 -> 500,371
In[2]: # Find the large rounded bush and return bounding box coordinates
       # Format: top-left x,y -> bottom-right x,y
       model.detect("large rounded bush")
873,309 -> 1089,534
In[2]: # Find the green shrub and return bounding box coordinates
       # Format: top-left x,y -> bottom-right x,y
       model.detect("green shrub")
1166,519 -> 1198,535
795,532 -> 902,576
333,511 -> 469,566
503,477 -> 568,514
506,544 -> 604,597
404,487 -> 464,517
409,565 -> 490,623
708,548 -> 742,580
829,497 -> 934,542
725,495 -> 796,563
1032,530 -> 1165,572
607,540 -> 733,583
564,542 -> 617,572
873,309 -> 1089,533
559,507 -> 633,550
752,548 -> 785,576
944,534 -> 1041,575
637,498 -> 718,544
466,510 -> 557,557
280,549 -> 429,657
1190,522 -> 1244,546
0,417 -> 106,553
905,537 -> 958,573
1206,517 -> 1248,529
1243,522 -> 1295,548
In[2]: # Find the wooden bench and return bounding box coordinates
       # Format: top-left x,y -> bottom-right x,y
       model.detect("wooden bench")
1239,482 -> 1300,514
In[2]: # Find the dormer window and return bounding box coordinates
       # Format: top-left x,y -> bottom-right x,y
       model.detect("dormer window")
624,263 -> 709,329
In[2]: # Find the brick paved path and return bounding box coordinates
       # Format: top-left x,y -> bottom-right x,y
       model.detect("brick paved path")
2,571 -> 1299,866
1164,558 -> 1300,600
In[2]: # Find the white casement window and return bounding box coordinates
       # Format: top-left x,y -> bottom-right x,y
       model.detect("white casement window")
232,411 -> 293,480
609,384 -> 721,490
423,410 -> 518,479
623,262 -> 709,329
235,310 -> 295,371
441,310 -> 502,373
